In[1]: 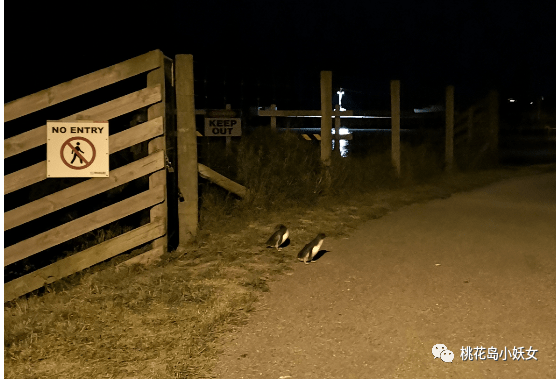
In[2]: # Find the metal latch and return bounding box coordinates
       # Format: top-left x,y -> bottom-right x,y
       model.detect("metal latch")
165,154 -> 175,173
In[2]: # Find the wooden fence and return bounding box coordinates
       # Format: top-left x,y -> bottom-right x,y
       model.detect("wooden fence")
452,90 -> 499,170
4,50 -> 173,302
4,55 -> 502,301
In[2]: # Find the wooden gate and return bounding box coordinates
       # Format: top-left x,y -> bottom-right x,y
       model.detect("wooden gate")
453,90 -> 499,169
4,50 -> 174,302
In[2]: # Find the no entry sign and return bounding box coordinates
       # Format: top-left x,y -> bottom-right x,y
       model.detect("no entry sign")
47,121 -> 109,178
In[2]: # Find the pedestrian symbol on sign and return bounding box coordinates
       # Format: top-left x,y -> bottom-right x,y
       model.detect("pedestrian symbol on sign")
60,136 -> 97,170
70,142 -> 85,164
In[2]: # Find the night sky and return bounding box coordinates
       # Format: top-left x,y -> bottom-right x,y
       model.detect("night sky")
4,0 -> 556,110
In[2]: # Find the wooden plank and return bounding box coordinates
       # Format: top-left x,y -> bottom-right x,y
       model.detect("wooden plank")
454,134 -> 469,145
146,54 -> 168,254
4,50 -> 162,122
109,116 -> 163,153
5,150 -> 165,230
390,80 -> 401,177
334,104 -> 341,154
4,161 -> 47,195
4,117 -> 164,194
270,104 -> 277,130
118,245 -> 164,267
4,184 -> 165,267
453,125 -> 468,135
175,54 -> 198,244
4,85 -> 162,159
488,90 -> 499,163
445,85 -> 455,172
320,71 -> 332,168
467,106 -> 474,142
4,220 -> 165,302
455,111 -> 469,125
198,163 -> 248,198
258,109 -> 354,117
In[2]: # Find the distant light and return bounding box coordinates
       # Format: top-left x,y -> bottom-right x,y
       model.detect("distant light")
331,127 -> 350,135
508,98 -> 516,103
530,102 -> 533,105
414,104 -> 443,113
286,115 -> 390,119
331,127 -> 350,157
541,96 -> 544,100
337,88 -> 346,111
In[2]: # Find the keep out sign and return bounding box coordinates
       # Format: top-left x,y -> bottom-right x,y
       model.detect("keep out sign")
47,121 -> 109,178
204,118 -> 242,136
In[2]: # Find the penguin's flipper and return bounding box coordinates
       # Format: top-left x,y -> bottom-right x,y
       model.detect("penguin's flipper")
297,244 -> 309,263
265,232 -> 280,248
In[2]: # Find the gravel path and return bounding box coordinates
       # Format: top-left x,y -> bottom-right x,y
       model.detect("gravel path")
212,172 -> 556,379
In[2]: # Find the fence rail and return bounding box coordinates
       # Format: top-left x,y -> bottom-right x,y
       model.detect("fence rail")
5,150 -> 165,231
5,116 -> 163,194
4,50 -> 162,123
4,85 -> 162,158
4,219 -> 166,302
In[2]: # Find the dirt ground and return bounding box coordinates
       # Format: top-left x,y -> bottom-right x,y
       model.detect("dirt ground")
211,172 -> 556,378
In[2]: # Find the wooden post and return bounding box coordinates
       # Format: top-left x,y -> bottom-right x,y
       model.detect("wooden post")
146,50 -> 169,254
390,80 -> 401,177
320,72 -> 332,168
175,54 -> 198,244
467,106 -> 474,142
225,103 -> 232,155
270,103 -> 277,131
445,85 -> 454,172
467,106 -> 474,169
334,104 -> 341,156
488,90 -> 499,166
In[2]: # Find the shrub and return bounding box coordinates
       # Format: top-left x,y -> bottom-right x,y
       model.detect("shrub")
236,127 -> 322,209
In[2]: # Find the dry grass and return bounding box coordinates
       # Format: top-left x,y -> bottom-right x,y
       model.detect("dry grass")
5,130 -> 555,379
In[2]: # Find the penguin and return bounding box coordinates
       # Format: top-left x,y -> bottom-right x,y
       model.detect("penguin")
297,233 -> 326,264
266,224 -> 289,251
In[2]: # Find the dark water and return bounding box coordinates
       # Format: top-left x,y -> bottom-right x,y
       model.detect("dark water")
278,127 -> 556,164
499,131 -> 556,165
278,127 -> 431,158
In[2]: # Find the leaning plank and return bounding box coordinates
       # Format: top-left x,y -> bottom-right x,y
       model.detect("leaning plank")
198,163 -> 247,198
4,50 -> 162,122
4,220 -> 165,302
4,85 -> 162,159
4,116 -> 163,194
5,150 -> 164,230
4,184 -> 165,267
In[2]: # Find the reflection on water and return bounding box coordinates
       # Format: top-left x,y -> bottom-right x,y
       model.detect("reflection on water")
332,127 -> 350,157
284,127 -> 418,158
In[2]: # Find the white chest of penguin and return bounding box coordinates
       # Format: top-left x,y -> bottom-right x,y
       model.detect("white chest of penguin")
312,239 -> 324,255
282,230 -> 289,243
